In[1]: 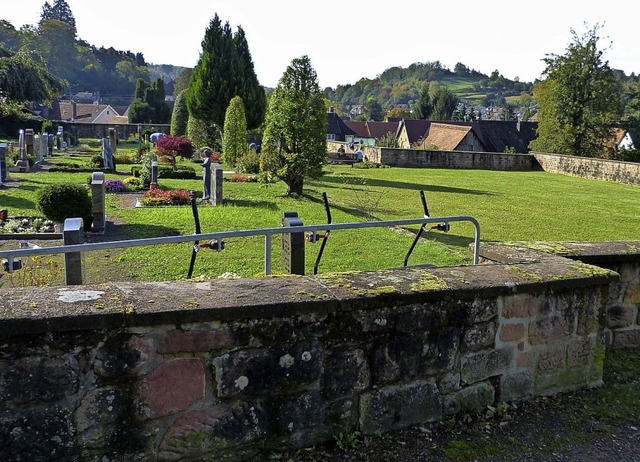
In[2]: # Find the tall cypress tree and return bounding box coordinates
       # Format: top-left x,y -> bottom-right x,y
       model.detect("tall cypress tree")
233,27 -> 266,129
186,14 -> 266,132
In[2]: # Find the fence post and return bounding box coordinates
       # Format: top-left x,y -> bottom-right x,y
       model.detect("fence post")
64,218 -> 84,285
281,211 -> 305,275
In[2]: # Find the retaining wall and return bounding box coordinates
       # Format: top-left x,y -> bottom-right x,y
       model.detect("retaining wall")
532,152 -> 640,185
2,242 -> 639,461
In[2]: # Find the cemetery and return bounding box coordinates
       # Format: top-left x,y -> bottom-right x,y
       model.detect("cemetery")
0,129 -> 639,460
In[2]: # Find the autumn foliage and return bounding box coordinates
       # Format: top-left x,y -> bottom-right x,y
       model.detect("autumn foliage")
155,135 -> 195,170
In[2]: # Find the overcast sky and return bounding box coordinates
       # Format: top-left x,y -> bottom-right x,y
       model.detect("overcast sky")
2,0 -> 637,88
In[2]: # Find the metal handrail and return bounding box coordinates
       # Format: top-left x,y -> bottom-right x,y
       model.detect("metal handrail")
0,215 -> 480,276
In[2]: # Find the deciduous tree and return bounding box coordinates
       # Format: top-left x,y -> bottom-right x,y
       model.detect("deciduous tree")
261,56 -> 327,196
155,135 -> 195,171
530,24 -> 622,157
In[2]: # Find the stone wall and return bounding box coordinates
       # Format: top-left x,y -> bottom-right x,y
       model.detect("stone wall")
2,243 -> 636,461
351,146 -> 535,170
532,152 -> 640,185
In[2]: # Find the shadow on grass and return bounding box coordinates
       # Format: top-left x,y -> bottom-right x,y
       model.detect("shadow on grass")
317,173 -> 494,196
0,196 -> 37,210
218,198 -> 279,210
88,222 -> 183,241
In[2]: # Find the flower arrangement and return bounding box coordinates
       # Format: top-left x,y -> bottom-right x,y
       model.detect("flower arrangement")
229,174 -> 258,182
104,179 -> 125,192
140,188 -> 191,206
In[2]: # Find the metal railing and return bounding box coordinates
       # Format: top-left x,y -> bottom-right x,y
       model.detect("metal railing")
1,215 -> 480,283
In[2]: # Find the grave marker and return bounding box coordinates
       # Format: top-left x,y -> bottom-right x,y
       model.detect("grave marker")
211,163 -> 223,205
90,171 -> 106,232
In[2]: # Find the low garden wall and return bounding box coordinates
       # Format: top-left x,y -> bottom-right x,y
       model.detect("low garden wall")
366,147 -> 535,170
532,152 -> 640,185
0,242 -> 638,461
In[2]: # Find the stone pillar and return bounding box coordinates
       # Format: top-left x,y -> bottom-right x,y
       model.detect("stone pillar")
212,163 -> 223,205
90,171 -> 106,232
63,217 -> 84,285
281,211 -> 305,275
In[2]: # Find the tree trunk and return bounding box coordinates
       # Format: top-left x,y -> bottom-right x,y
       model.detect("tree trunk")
285,176 -> 304,196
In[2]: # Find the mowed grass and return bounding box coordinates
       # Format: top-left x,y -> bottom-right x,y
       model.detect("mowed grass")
1,158 -> 639,284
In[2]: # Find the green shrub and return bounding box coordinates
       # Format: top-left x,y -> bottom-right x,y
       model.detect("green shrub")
236,149 -> 260,174
122,176 -> 143,190
36,183 -> 92,226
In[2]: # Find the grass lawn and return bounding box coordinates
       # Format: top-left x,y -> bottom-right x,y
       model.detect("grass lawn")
1,148 -> 639,286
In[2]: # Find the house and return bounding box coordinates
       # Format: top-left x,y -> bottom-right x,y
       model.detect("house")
326,107 -> 356,142
415,123 -> 485,151
343,120 -> 400,146
395,119 -> 538,153
44,100 -> 127,124
396,119 -> 431,148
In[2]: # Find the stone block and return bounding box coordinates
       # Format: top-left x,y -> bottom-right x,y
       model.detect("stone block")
214,341 -> 323,398
274,389 -> 329,444
462,321 -> 496,350
157,326 -> 233,354
437,372 -> 461,394
159,400 -> 268,461
0,406 -> 75,461
461,348 -> 512,385
499,322 -> 525,342
76,387 -> 124,447
359,380 -> 442,434
623,282 -> 640,305
537,348 -> 565,374
443,381 -> 495,416
141,358 -> 205,418
325,348 -> 370,398
528,314 -> 573,345
0,355 -> 79,404
421,329 -> 460,375
500,371 -> 533,402
607,304 -> 636,328
502,293 -> 543,318
466,298 -> 498,323
370,336 -> 422,384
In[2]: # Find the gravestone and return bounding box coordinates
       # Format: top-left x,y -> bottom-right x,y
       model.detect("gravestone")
281,211 -> 305,275
34,134 -> 46,164
0,143 -> 7,183
24,129 -> 34,158
108,128 -> 117,154
150,154 -> 158,189
211,163 -> 223,205
47,133 -> 54,157
101,138 -> 114,170
15,129 -> 29,172
90,171 -> 106,232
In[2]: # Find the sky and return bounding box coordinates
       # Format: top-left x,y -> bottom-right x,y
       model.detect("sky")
2,0 -> 637,89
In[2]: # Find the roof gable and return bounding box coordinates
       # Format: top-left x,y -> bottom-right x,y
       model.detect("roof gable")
424,123 -> 473,150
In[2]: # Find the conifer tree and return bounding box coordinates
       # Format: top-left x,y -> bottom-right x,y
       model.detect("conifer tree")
261,56 -> 327,196
222,96 -> 247,166
186,14 -> 266,132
